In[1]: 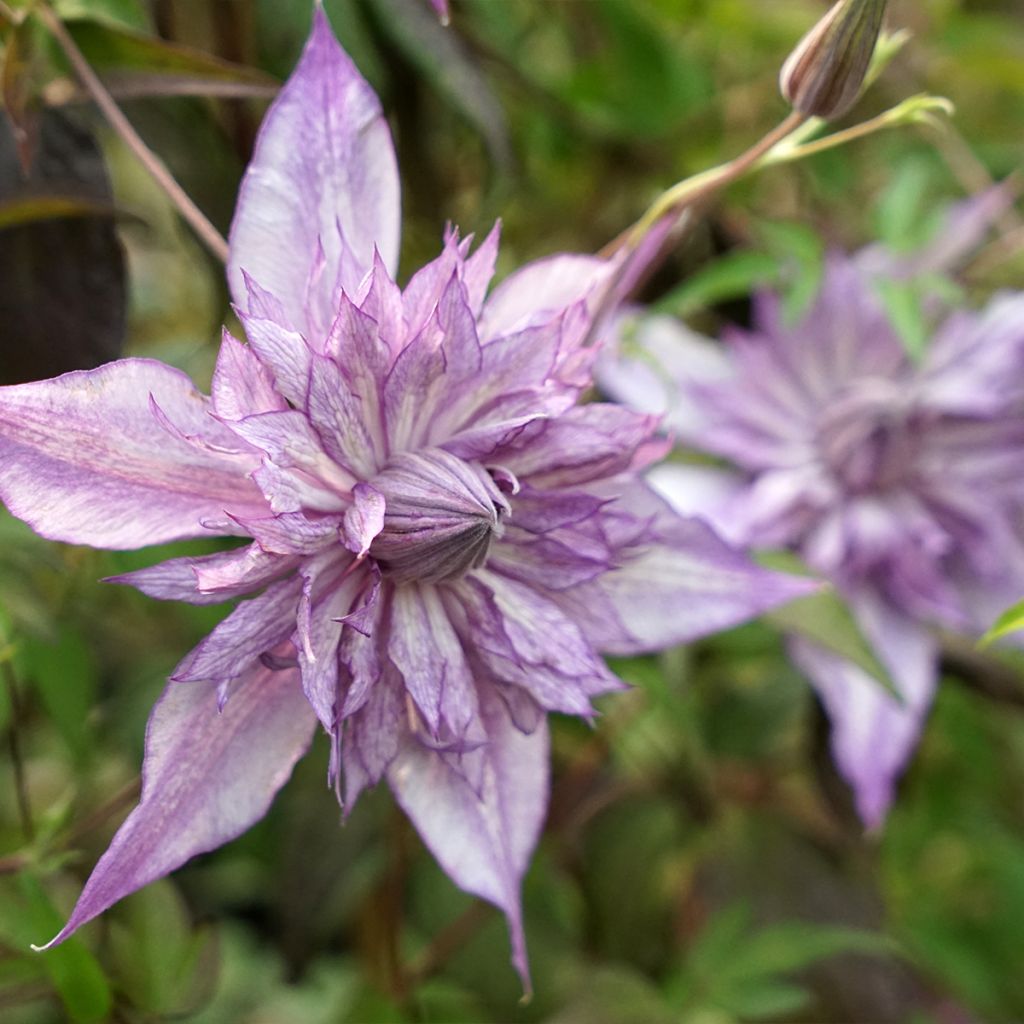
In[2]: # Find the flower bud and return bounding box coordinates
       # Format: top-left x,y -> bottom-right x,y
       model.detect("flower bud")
780,0 -> 888,120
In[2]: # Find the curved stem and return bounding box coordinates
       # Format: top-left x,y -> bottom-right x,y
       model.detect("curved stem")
36,3 -> 229,264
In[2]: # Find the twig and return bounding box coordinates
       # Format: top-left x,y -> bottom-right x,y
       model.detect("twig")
402,902 -> 493,987
941,637 -> 1024,710
36,2 -> 230,263
61,776 -> 141,848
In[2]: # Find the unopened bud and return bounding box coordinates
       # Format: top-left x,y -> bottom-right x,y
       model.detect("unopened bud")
781,0 -> 888,120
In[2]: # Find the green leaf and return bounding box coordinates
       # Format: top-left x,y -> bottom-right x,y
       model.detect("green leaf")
981,597 -> 1024,646
875,277 -> 929,362
655,249 -> 778,317
0,192 -> 120,228
758,552 -> 901,701
11,874 -> 113,1023
43,18 -> 278,104
108,880 -> 219,1016
22,627 -> 98,762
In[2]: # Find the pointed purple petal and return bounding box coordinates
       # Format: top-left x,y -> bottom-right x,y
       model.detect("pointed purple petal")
791,589 -> 938,828
108,544 -> 294,604
478,254 -> 612,341
0,359 -> 264,549
227,8 -> 400,341
211,330 -> 287,421
38,663 -> 315,948
389,583 -> 479,741
172,576 -> 302,683
557,481 -> 820,654
387,690 -> 548,991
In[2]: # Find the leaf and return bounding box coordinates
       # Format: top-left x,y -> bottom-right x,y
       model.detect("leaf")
0,109 -> 126,384
758,552 -> 901,702
655,249 -> 779,317
43,17 -> 279,103
107,881 -> 220,1017
981,597 -> 1024,646
755,220 -> 825,324
22,627 -> 98,762
10,874 -> 113,1023
0,191 -> 119,227
875,277 -> 929,362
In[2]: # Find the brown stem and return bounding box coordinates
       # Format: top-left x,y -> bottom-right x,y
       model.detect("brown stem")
36,2 -> 229,263
941,637 -> 1024,710
61,776 -> 141,848
403,902 -> 493,988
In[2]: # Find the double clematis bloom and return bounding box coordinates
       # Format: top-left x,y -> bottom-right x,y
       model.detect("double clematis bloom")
0,11 -> 813,983
601,195 -> 1024,828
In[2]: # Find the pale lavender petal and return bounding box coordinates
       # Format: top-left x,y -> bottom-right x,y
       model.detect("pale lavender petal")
231,410 -> 355,510
790,588 -> 938,828
342,483 -> 385,557
478,253 -> 613,341
449,574 -> 621,716
389,583 -> 478,741
428,0 -> 450,24
235,312 -> 313,408
501,404 -> 665,487
37,662 -> 315,948
387,689 -> 548,991
341,661 -> 404,805
645,463 -> 745,541
597,312 -> 732,440
227,8 -> 400,339
307,352 -> 384,478
172,576 -> 302,683
0,359 -> 264,549
108,544 -> 294,604
211,329 -> 287,421
230,510 -> 342,556
556,481 -> 820,655
918,295 -> 1024,415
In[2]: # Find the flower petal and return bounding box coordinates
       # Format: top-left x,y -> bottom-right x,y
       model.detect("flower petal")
227,7 -> 400,341
790,588 -> 937,829
37,662 -> 316,948
387,689 -> 548,991
108,543 -> 294,604
172,576 -> 302,684
0,359 -> 263,549
478,253 -> 612,341
389,583 -> 478,741
555,481 -> 820,655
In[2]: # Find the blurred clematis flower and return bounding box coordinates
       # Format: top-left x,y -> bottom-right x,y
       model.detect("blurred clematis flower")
600,193 -> 1024,828
0,9 -> 814,984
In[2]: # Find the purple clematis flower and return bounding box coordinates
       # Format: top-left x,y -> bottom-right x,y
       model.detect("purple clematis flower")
0,10 -> 813,984
600,195 -> 1024,828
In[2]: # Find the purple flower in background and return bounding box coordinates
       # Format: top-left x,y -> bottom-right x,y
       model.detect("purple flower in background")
601,198 -> 1024,827
429,0 -> 450,24
0,10 -> 813,984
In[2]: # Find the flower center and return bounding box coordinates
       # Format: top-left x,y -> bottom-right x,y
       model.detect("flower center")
367,448 -> 512,584
815,379 -> 918,494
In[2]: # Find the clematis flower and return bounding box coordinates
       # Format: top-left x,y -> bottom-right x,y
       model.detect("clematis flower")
600,195 -> 1024,828
0,10 -> 813,984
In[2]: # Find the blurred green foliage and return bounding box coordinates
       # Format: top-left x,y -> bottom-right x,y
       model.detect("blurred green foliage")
2,1 -> 1024,1021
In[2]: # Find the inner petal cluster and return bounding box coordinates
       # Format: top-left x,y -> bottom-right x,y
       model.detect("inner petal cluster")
814,378 -> 920,495
367,448 -> 512,584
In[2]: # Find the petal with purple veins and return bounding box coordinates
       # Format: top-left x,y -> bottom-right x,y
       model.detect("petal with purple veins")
36,662 -> 315,948
227,7 -> 400,339
387,689 -> 548,992
0,359 -> 264,549
790,588 -> 937,828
